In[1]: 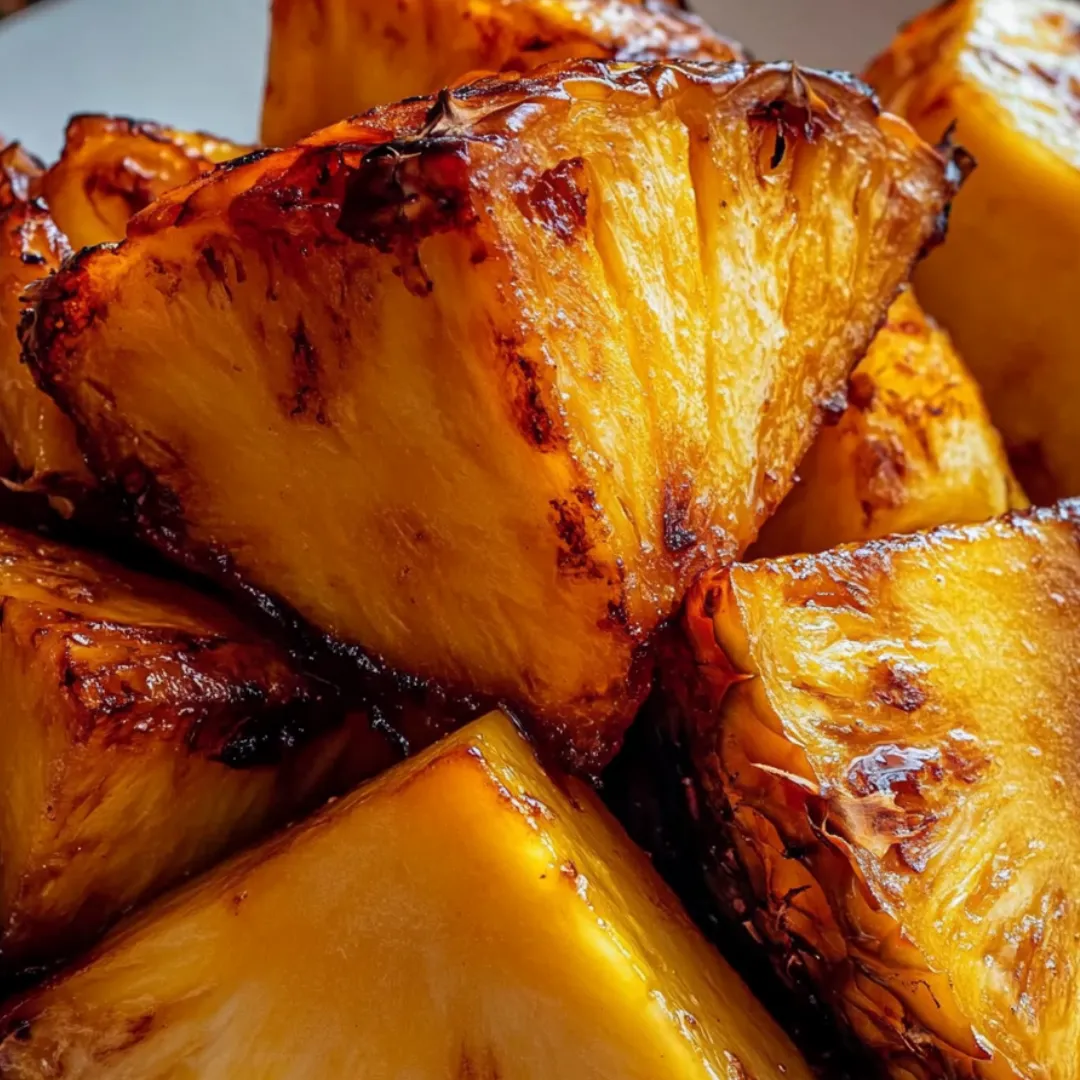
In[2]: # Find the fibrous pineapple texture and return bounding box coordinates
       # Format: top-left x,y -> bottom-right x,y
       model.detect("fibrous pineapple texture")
753,288 -> 1026,557
679,503 -> 1080,1079
0,120 -> 247,499
261,0 -> 744,145
0,712 -> 814,1080
867,0 -> 1080,502
26,60 -> 958,769
0,525 -> 390,972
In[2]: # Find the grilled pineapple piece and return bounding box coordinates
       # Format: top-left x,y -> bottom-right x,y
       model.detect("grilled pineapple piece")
42,115 -> 249,250
867,0 -> 1080,502
753,289 -> 1026,556
25,61 -> 959,769
0,144 -> 87,493
0,712 -> 813,1080
0,524 -> 397,972
261,0 -> 744,146
679,503 -> 1080,1079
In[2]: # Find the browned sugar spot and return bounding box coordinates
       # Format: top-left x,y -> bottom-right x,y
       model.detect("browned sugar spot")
525,157 -> 588,243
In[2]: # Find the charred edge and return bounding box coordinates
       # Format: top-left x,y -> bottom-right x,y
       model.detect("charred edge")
216,694 -> 344,769
662,482 -> 698,555
525,158 -> 588,243
921,127 -> 975,257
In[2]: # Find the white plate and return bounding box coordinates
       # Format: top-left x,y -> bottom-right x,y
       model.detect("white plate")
0,0 -> 926,157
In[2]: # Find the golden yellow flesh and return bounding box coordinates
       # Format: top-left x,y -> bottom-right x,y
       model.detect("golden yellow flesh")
753,289 -> 1026,556
683,503 -> 1080,1079
26,61 -> 956,769
0,712 -> 813,1080
867,0 -> 1080,501
261,0 -> 744,145
0,524 -> 392,971
0,144 -> 87,488
42,115 -> 250,250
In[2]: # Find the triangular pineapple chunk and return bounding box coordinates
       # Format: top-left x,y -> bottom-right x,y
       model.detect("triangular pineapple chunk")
0,711 -> 814,1080
25,61 -> 959,769
679,502 -> 1080,1079
43,115 -> 249,250
0,524 -> 394,972
867,0 -> 1080,501
0,121 -> 248,495
262,0 -> 744,145
753,288 -> 1026,557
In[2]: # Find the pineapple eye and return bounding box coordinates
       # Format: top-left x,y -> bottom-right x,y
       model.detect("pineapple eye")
770,129 -> 787,170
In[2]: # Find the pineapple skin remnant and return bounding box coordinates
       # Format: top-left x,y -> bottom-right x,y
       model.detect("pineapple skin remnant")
24,59 -> 962,772
261,0 -> 747,145
867,0 -> 1080,502
678,502 -> 1080,1080
0,712 -> 816,1080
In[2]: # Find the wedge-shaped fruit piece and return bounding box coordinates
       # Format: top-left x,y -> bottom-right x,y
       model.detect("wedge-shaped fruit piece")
0,711 -> 814,1080
678,503 -> 1080,1079
261,0 -> 745,146
0,524 -> 397,973
867,0 -> 1080,502
753,289 -> 1026,556
0,143 -> 87,493
42,115 -> 250,250
26,60 -> 958,769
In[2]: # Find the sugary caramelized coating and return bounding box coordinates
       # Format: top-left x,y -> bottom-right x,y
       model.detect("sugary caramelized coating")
867,0 -> 1080,501
261,0 -> 745,145
680,502 -> 1080,1079
753,289 -> 1026,557
43,115 -> 249,249
24,60 -> 959,770
0,712 -> 813,1080
0,524 -> 393,972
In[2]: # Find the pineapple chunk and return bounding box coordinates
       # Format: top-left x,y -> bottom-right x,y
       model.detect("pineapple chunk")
0,143 -> 87,491
42,115 -> 249,250
679,503 -> 1080,1079
24,61 -> 959,769
0,711 -> 814,1080
753,289 -> 1026,557
0,524 -> 395,972
867,0 -> 1080,502
0,120 -> 247,496
261,0 -> 744,146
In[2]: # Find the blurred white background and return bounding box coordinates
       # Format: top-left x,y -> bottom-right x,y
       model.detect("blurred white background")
0,0 -> 927,156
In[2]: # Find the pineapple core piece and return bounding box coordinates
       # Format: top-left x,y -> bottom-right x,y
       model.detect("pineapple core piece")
24,60 -> 959,769
0,711 -> 813,1080
681,502 -> 1080,1080
261,0 -> 745,145
0,524 -> 389,972
867,0 -> 1080,501
753,288 -> 1026,557
0,120 -> 247,494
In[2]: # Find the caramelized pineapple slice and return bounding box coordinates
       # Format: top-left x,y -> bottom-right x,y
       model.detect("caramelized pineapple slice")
25,61 -> 958,769
867,0 -> 1080,501
679,503 -> 1080,1079
262,0 -> 744,146
42,115 -> 249,250
753,289 -> 1026,556
0,524 -> 397,972
0,712 -> 813,1080
0,143 -> 87,491
0,121 -> 248,497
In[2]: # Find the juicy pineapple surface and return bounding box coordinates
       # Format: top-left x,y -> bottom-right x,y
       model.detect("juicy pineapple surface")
0,711 -> 813,1080
42,115 -> 249,250
867,0 -> 1080,502
26,60 -> 959,769
680,502 -> 1080,1079
0,120 -> 247,495
753,289 -> 1027,557
0,143 -> 86,489
0,524 -> 391,972
261,0 -> 744,146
